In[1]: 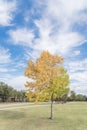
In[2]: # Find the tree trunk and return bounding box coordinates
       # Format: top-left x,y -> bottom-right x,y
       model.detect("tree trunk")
50,94 -> 54,120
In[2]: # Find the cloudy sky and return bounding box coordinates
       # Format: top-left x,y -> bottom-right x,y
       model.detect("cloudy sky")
0,0 -> 87,95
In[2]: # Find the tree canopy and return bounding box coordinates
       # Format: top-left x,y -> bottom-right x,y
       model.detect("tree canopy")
0,82 -> 27,102
25,51 -> 70,119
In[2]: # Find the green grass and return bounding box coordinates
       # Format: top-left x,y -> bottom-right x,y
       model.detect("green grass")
0,102 -> 87,130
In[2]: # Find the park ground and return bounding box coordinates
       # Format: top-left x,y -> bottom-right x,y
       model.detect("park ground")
0,102 -> 87,130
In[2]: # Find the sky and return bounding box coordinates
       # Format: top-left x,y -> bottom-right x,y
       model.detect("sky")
0,0 -> 87,95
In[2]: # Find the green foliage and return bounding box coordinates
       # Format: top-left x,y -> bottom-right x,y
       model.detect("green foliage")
50,68 -> 69,100
0,82 -> 13,101
67,91 -> 87,101
76,94 -> 87,101
0,82 -> 27,102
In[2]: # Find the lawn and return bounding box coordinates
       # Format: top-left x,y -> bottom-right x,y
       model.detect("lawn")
0,102 -> 87,130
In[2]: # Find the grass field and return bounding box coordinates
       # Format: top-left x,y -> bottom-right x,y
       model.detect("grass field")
0,102 -> 87,130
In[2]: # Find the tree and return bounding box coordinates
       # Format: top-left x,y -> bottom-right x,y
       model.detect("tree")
76,94 -> 87,101
0,82 -> 27,102
70,91 -> 76,101
0,82 -> 13,102
24,51 -> 69,119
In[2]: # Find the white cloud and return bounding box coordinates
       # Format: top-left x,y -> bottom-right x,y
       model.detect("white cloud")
68,58 -> 87,73
73,50 -> 80,56
9,0 -> 87,57
66,58 -> 87,95
45,0 -> 87,27
70,71 -> 87,95
0,46 -> 11,64
70,82 -> 87,95
0,0 -> 17,26
70,71 -> 87,82
0,73 -> 12,83
0,68 -> 8,73
0,75 -> 27,90
34,30 -> 83,55
0,68 -> 17,73
9,28 -> 34,46
6,76 -> 31,90
33,0 -> 87,55
25,50 -> 40,61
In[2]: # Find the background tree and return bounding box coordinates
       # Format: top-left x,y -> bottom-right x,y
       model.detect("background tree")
67,91 -> 87,102
0,82 -> 27,102
76,94 -> 87,101
0,82 -> 13,102
70,91 -> 76,101
25,51 -> 69,119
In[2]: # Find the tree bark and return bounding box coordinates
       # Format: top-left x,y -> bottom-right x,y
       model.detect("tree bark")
50,94 -> 54,120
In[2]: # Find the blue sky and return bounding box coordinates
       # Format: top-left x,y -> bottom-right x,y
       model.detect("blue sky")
0,0 -> 87,95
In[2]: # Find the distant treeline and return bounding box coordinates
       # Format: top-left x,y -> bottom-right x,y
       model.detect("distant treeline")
67,91 -> 87,102
0,81 -> 87,102
0,82 -> 28,102
56,90 -> 87,103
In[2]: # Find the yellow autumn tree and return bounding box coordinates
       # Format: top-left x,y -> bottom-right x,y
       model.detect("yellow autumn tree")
24,51 -> 69,119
